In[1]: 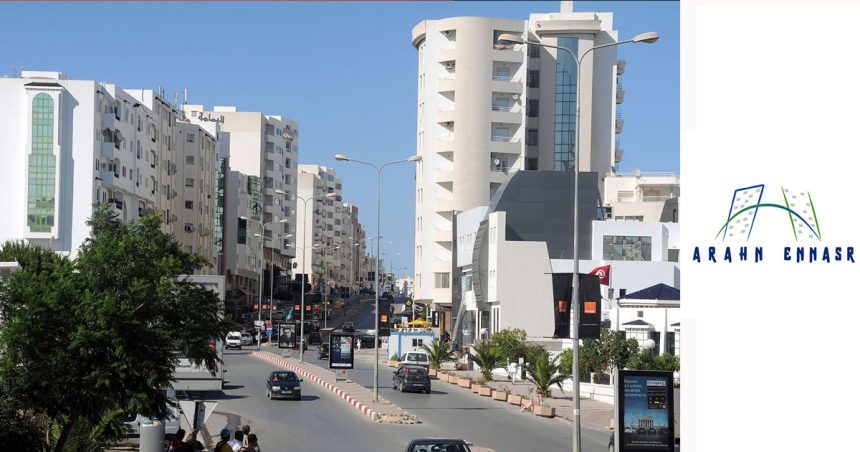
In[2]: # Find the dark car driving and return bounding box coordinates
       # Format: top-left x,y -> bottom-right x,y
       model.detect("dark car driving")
405,438 -> 471,452
342,322 -> 356,333
317,343 -> 329,360
266,370 -> 302,400
393,364 -> 431,394
308,331 -> 322,346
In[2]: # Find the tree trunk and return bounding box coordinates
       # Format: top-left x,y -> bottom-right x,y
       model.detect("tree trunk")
53,413 -> 78,452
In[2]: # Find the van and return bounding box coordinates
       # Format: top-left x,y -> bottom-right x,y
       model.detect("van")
225,331 -> 242,349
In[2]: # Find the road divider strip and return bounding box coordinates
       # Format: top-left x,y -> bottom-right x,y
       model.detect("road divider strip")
251,351 -> 379,422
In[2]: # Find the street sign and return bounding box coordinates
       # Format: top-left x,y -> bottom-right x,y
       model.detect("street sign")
329,333 -> 354,370
432,311 -> 441,328
266,322 -> 273,329
265,329 -> 273,337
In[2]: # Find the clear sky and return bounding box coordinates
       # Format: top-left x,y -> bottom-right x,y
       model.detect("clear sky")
0,1 -> 678,276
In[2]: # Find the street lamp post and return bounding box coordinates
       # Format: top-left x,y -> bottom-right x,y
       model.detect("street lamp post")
242,216 -> 288,349
335,153 -> 422,402
497,31 -> 659,452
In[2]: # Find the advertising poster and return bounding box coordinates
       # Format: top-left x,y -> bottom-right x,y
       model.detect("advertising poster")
617,370 -> 674,451
278,322 -> 296,349
329,333 -> 354,369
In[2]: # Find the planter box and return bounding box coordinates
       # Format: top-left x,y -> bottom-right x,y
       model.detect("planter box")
478,386 -> 493,397
457,378 -> 472,389
492,390 -> 509,401
471,384 -> 481,393
534,405 -> 555,418
507,394 -> 523,405
388,361 -> 400,368
428,368 -> 438,378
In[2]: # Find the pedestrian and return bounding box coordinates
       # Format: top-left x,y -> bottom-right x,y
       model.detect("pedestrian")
356,336 -> 362,352
228,430 -> 244,452
214,429 -> 232,452
240,433 -> 261,452
168,428 -> 191,452
184,429 -> 205,451
241,425 -> 251,447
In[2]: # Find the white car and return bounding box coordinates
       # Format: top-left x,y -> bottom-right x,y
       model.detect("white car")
401,351 -> 429,367
240,332 -> 253,346
225,332 -> 242,349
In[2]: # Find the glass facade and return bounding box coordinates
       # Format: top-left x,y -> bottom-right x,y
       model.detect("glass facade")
214,157 -> 226,253
28,93 -> 56,233
553,37 -> 579,171
602,235 -> 652,261
247,175 -> 260,221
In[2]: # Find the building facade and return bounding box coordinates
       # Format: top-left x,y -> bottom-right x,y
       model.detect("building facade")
0,71 -> 207,259
412,4 -> 627,317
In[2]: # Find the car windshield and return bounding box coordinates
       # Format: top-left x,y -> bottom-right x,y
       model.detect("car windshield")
272,372 -> 297,382
407,353 -> 428,362
409,443 -> 469,452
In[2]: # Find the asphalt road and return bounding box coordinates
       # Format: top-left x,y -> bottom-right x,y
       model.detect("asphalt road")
208,299 -> 613,452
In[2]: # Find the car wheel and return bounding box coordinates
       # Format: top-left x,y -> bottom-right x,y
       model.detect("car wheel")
425,388 -> 431,394
400,383 -> 406,392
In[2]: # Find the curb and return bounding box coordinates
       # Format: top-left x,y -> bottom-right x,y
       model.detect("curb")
251,351 -> 379,422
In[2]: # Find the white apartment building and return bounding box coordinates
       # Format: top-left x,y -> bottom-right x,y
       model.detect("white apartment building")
412,3 -> 627,313
296,165 -> 366,295
223,170 -> 263,311
603,171 -> 680,222
182,105 -> 299,300
0,71 -> 201,259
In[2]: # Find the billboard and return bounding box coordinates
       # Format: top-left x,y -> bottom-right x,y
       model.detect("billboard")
278,322 -> 297,349
329,333 -> 354,369
615,370 -> 675,452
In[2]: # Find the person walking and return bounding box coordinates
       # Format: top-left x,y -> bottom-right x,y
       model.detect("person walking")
241,425 -> 251,447
228,430 -> 244,452
168,428 -> 191,452
214,429 -> 232,452
240,433 -> 261,452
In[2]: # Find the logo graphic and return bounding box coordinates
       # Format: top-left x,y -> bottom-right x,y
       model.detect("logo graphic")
715,184 -> 821,241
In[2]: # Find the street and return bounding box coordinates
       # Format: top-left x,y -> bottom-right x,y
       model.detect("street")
208,299 -> 612,452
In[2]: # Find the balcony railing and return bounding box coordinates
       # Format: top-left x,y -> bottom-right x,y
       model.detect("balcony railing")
492,105 -> 513,112
491,135 -> 514,142
493,74 -> 513,81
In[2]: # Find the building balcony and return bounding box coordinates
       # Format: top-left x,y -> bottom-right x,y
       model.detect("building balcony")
100,142 -> 115,160
98,170 -> 114,185
437,48 -> 457,63
437,77 -> 455,93
615,119 -> 624,134
436,110 -> 456,124
490,111 -> 521,124
434,228 -> 452,243
490,79 -> 522,94
435,169 -> 454,183
616,89 -> 625,104
434,198 -> 454,212
491,49 -> 524,64
435,136 -> 455,153
489,139 -> 521,155
489,170 -> 511,184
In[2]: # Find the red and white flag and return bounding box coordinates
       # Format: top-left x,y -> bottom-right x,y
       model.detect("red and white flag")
589,265 -> 610,286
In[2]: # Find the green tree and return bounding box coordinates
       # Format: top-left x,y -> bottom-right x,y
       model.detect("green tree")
420,339 -> 455,370
471,342 -> 505,381
626,348 -> 657,370
653,353 -> 680,372
602,331 -> 639,373
524,352 -> 568,400
489,328 -> 527,362
0,206 -> 232,451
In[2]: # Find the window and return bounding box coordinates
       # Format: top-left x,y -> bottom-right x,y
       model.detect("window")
186,156 -> 195,165
412,339 -> 424,347
526,157 -> 538,170
184,223 -> 194,233
668,249 -> 679,262
27,93 -> 56,232
527,70 -> 540,88
186,133 -> 195,143
554,36 -> 579,171
492,97 -> 511,112
528,43 -> 540,58
526,128 -> 538,146
527,99 -> 539,117
434,272 -> 450,288
666,331 -> 676,356
602,235 -> 652,261
185,200 -> 194,209
637,310 -> 644,318
185,178 -> 194,187
493,66 -> 511,81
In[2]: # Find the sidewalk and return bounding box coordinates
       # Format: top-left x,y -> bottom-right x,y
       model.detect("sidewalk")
253,350 -> 419,424
385,359 -> 614,431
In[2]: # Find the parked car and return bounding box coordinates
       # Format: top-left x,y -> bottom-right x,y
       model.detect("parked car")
358,332 -> 380,348
647,428 -> 657,435
393,364 -> 431,394
308,331 -> 322,346
317,343 -> 330,360
342,322 -> 356,333
225,331 -> 242,349
266,370 -> 303,400
240,332 -> 253,346
404,438 -> 471,452
401,351 -> 429,367
637,428 -> 647,435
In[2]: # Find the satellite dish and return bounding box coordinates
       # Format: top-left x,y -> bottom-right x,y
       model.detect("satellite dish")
512,94 -> 520,100
633,168 -> 641,177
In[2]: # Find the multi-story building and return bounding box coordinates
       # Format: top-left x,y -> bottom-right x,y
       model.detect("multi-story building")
412,3 -> 627,319
182,105 -> 299,308
603,171 -> 680,222
0,71 -> 196,258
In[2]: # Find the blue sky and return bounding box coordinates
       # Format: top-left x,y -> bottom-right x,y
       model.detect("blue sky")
0,1 -> 678,276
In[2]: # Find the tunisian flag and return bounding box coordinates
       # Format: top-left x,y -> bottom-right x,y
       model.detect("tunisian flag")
589,265 -> 610,286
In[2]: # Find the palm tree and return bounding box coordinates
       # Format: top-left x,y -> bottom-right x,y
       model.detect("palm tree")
524,352 -> 567,401
420,339 -> 455,370
471,342 -> 505,381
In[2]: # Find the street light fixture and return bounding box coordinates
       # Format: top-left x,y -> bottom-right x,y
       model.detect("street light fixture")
497,31 -> 658,452
334,152 -> 422,402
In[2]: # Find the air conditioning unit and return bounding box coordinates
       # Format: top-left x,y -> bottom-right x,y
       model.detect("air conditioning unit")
444,62 -> 455,70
